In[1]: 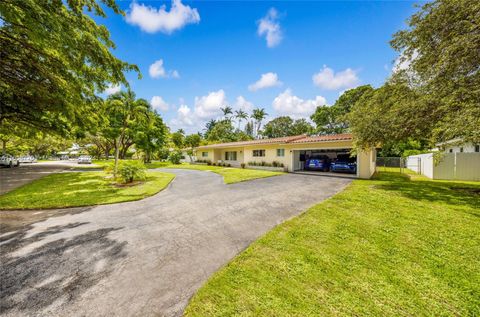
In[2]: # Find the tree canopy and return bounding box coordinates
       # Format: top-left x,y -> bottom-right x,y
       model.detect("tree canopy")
350,0 -> 479,148
0,0 -> 138,133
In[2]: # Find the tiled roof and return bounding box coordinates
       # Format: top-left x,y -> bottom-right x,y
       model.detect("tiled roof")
196,133 -> 353,149
290,133 -> 352,143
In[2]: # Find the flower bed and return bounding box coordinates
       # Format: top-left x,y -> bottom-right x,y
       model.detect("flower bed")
246,165 -> 286,172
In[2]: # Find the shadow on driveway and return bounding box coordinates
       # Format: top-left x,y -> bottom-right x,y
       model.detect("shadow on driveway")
0,222 -> 127,315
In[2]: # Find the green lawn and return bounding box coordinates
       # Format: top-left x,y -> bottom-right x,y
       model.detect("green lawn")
165,164 -> 284,184
0,171 -> 175,210
85,160 -> 283,184
185,171 -> 480,316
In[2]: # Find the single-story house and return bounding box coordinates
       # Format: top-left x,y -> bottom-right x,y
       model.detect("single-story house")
194,133 -> 376,179
435,138 -> 480,153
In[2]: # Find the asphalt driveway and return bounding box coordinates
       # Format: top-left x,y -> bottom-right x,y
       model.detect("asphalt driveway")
0,169 -> 351,317
0,161 -> 86,195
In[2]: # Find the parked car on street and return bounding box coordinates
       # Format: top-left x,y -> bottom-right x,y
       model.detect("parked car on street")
304,155 -> 331,172
0,154 -> 20,167
330,154 -> 357,174
18,156 -> 37,163
77,155 -> 92,164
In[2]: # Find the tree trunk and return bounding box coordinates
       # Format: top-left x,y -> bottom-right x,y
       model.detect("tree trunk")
1,139 -> 6,155
114,138 -> 119,178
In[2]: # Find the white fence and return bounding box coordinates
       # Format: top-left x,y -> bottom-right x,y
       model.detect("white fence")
407,153 -> 480,181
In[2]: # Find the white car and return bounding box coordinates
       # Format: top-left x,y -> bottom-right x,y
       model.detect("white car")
0,154 -> 20,167
18,156 -> 37,163
77,155 -> 92,164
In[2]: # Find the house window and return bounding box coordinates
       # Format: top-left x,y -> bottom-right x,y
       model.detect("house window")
253,149 -> 265,157
460,147 -> 464,153
449,149 -> 453,153
276,149 -> 285,157
225,151 -> 237,161
475,145 -> 480,152
202,152 -> 208,157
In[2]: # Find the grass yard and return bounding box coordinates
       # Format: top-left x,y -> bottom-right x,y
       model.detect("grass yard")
185,171 -> 480,316
86,160 -> 283,184
0,171 -> 175,210
165,163 -> 284,184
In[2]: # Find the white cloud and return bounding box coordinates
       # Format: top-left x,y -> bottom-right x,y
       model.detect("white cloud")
248,72 -> 282,91
149,59 -> 180,79
193,89 -> 227,119
235,96 -> 254,112
273,89 -> 326,117
257,8 -> 282,48
104,84 -> 121,95
126,0 -> 200,34
150,96 -> 169,111
312,66 -> 359,90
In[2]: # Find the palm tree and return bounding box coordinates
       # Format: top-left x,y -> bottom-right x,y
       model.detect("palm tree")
220,106 -> 233,120
106,89 -> 149,176
251,108 -> 268,138
235,109 -> 248,130
203,119 -> 217,137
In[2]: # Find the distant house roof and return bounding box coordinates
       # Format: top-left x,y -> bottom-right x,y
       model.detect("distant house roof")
196,133 -> 353,149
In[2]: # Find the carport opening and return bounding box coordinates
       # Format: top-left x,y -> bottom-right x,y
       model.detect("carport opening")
293,149 -> 357,177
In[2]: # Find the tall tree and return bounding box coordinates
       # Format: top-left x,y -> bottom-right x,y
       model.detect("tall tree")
207,120 -> 236,143
388,0 -> 479,144
220,106 -> 233,121
262,116 -> 294,138
184,134 -> 201,161
104,90 -> 149,176
311,85 -> 373,135
171,130 -> 185,149
291,119 -> 314,136
251,108 -> 268,138
134,111 -> 168,163
235,109 -> 248,130
0,0 -> 138,132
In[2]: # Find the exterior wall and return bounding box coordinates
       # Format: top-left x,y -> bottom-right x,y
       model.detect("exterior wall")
444,143 -> 479,153
196,149 -> 215,162
407,152 -> 480,181
195,140 -> 377,179
243,144 -> 291,169
218,147 -> 244,167
357,148 -> 376,179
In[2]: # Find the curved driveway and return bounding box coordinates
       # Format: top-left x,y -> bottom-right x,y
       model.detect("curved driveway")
1,169 -> 351,317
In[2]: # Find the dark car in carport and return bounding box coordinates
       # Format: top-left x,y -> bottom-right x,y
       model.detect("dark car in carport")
330,154 -> 357,174
305,155 -> 331,172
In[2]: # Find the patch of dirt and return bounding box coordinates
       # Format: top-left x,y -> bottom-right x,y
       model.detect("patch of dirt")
112,181 -> 144,188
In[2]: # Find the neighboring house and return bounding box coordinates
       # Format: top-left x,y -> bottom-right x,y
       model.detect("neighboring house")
194,134 -> 376,179
436,138 -> 480,153
407,138 -> 480,181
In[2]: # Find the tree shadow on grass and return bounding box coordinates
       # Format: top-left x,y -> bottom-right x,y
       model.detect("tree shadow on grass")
374,172 -> 480,216
0,222 -> 127,314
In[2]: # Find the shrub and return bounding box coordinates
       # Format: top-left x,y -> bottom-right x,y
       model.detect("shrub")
168,150 -> 182,164
212,162 -> 216,166
117,161 -> 146,184
241,163 -> 246,169
227,163 -> 231,167
207,161 -> 212,166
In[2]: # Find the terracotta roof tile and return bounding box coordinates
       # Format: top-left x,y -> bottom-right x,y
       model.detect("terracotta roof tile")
196,133 -> 352,149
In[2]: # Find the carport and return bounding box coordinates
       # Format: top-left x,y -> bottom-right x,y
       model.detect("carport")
292,148 -> 357,177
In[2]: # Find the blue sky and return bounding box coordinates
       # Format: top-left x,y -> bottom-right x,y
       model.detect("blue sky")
98,0 -> 420,133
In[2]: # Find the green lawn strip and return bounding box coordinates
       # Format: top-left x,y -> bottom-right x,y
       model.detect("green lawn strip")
165,164 -> 284,184
184,172 -> 480,316
0,171 -> 175,210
